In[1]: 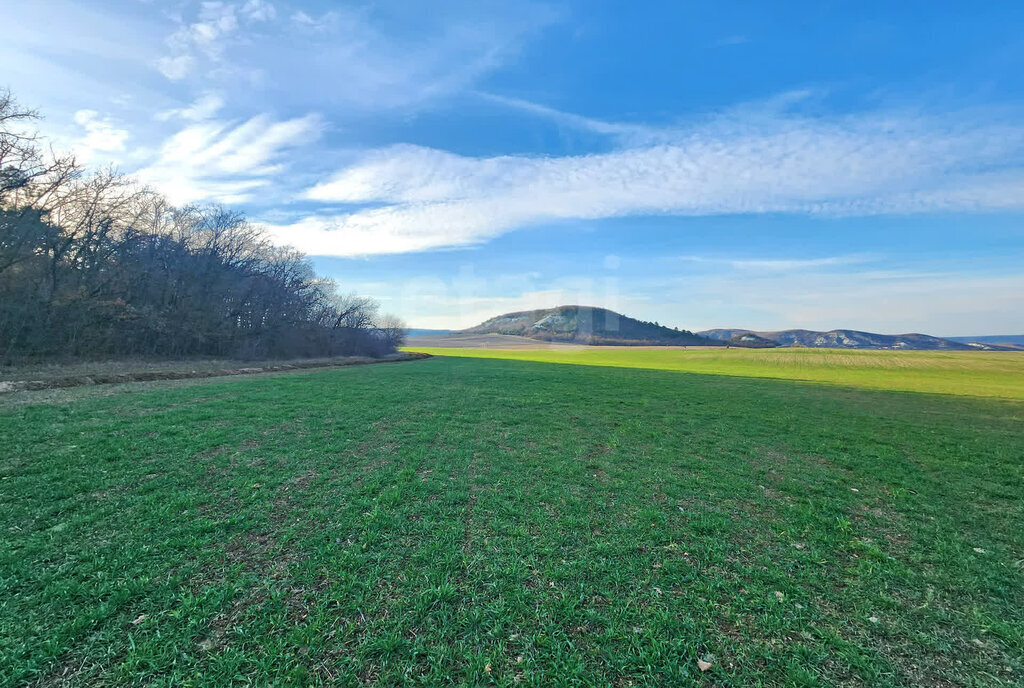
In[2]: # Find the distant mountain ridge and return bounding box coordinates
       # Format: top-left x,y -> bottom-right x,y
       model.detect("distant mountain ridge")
946,335 -> 1024,349
462,305 -> 709,346
699,328 -> 973,350
425,305 -> 1013,350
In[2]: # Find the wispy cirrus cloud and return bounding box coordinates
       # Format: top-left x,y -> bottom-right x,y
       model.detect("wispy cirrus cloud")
70,110 -> 131,162
289,9 -> 338,31
10,1 -> 558,211
158,0 -> 277,80
154,1 -> 557,111
136,112 -> 322,204
675,254 -> 873,272
476,92 -> 661,144
155,92 -> 225,122
273,106 -> 1024,256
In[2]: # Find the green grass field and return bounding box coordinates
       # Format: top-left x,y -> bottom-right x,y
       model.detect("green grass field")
2,355 -> 1023,686
404,347 -> 1024,400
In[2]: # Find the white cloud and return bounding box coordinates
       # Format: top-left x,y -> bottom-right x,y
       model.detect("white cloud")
265,209 -> 488,257
240,0 -> 276,22
287,109 -> 1024,256
152,2 -> 555,109
477,92 -> 660,144
155,92 -> 225,122
156,55 -> 194,80
158,0 -> 277,80
136,112 -> 322,204
71,109 -> 130,162
676,255 -> 871,272
290,9 -> 336,30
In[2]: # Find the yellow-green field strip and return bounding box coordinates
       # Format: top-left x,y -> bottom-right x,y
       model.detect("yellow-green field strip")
404,346 -> 1024,400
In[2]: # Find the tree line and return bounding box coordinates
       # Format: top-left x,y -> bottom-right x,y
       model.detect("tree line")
0,89 -> 404,362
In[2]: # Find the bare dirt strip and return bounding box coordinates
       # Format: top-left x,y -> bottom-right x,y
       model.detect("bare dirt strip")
0,352 -> 429,394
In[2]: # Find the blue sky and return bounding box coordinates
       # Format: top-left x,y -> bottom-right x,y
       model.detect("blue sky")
4,0 -> 1024,334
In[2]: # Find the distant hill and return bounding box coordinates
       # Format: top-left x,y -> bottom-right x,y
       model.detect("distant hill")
699,328 -> 973,350
701,329 -> 761,341
946,335 -> 1024,350
421,309 -> 1007,351
463,306 -> 710,346
724,332 -> 780,348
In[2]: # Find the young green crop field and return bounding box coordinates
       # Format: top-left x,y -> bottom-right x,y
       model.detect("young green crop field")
2,355 -> 1022,686
404,347 -> 1024,400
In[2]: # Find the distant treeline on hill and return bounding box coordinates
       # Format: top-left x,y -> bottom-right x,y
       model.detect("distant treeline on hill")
0,90 -> 404,362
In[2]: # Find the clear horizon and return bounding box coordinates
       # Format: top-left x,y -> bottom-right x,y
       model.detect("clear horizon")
5,1 -> 1023,336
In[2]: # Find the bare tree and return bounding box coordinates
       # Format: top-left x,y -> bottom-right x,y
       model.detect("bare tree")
377,314 -> 408,350
0,88 -> 405,362
0,88 -> 44,198
0,89 -> 80,277
332,293 -> 379,330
